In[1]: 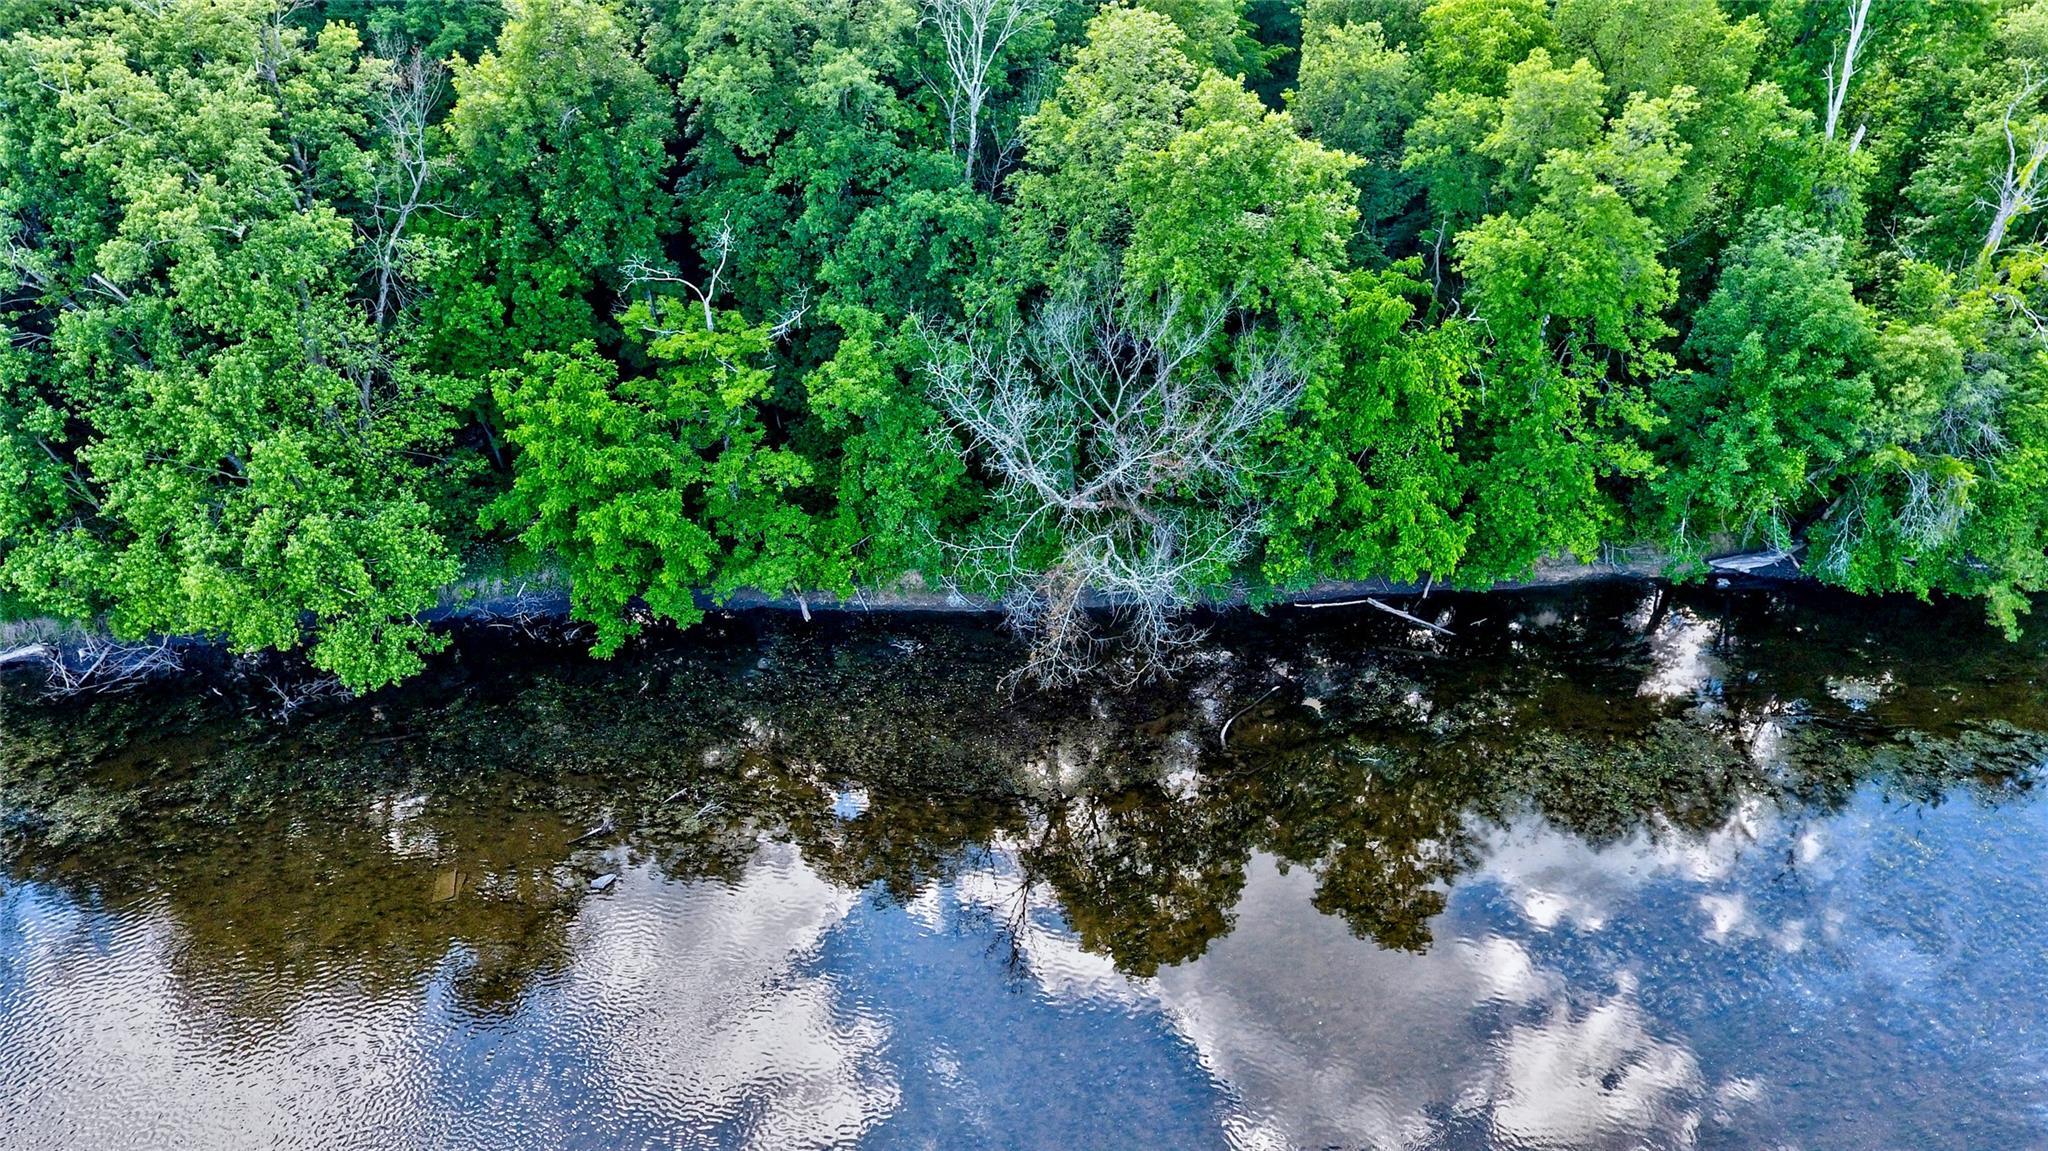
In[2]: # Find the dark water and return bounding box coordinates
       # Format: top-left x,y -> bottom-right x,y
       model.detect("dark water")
3,585 -> 2047,1150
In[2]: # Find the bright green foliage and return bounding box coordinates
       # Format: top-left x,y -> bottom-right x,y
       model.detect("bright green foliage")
1802,256 -> 2048,634
10,0 -> 2048,687
1555,0 -> 1761,107
1655,212 -> 1876,555
1904,5 -> 2048,271
1550,0 -> 1786,272
1479,50 -> 1607,198
1402,89 -> 1505,234
1009,4 -> 1201,284
0,0 -> 466,689
1416,0 -> 1551,97
486,342 -> 711,654
1123,76 -> 1360,320
487,303 -> 828,655
1262,263 -> 1472,585
1303,0 -> 1426,49
1746,0 -> 2000,238
1454,65 -> 1690,576
1014,5 -> 1358,320
422,0 -> 674,376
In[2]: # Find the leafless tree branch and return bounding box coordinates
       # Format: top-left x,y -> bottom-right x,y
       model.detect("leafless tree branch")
622,212 -> 734,332
367,41 -> 453,328
1822,0 -> 1873,146
928,286 -> 1304,687
920,0 -> 1055,188
1978,67 -> 2048,272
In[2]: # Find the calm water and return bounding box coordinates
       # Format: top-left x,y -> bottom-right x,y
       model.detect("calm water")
3,585 -> 2046,1150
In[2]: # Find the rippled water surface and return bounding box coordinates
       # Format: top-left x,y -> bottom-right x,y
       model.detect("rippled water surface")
3,586 -> 2046,1149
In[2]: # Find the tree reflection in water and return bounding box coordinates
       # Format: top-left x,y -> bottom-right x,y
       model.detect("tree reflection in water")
3,583 -> 2044,1018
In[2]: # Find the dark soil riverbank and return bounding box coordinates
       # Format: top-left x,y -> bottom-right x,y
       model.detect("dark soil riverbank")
0,550 -> 1805,695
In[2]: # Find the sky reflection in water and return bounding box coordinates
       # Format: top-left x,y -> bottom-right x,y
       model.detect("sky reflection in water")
2,586 -> 2046,1149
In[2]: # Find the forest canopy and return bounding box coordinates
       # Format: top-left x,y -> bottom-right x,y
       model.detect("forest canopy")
6,0 -> 2048,688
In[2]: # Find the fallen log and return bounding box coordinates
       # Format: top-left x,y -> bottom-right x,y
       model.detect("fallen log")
1708,550 -> 1799,575
1295,596 -> 1457,635
1366,598 -> 1456,636
0,644 -> 55,667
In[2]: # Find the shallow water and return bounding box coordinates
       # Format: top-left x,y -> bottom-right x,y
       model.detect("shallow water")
2,585 -> 2045,1149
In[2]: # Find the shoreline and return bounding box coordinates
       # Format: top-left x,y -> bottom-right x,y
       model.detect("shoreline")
0,550 -> 1801,694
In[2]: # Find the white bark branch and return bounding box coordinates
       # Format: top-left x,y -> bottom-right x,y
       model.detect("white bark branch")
927,286 -> 1304,685
1822,0 -> 1873,145
921,0 -> 1054,188
622,213 -> 734,332
1979,69 -> 2048,271
368,42 -> 451,328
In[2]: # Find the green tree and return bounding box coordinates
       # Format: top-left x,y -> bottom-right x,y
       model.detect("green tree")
0,0 -> 467,689
1416,0 -> 1551,97
1261,263 -> 1472,586
1290,15 -> 1426,256
1008,4 -> 1201,285
1122,75 -> 1360,321
935,14 -> 1362,680
1904,2 -> 2048,272
800,306 -> 973,583
306,0 -> 506,61
1808,257 -> 2048,634
1454,73 -> 1691,577
662,0 -> 934,320
1742,0 -> 2001,243
486,303 -> 829,655
422,0 -> 673,377
1138,0 -> 1273,82
1654,211 -> 1875,557
1302,0 -> 1426,50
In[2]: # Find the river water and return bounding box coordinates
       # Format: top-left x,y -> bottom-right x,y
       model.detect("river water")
2,585 -> 2045,1150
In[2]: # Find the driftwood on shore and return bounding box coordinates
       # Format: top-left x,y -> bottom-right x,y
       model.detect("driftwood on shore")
0,633 -> 185,698
0,644 -> 55,667
1294,596 -> 1457,636
1707,550 -> 1801,576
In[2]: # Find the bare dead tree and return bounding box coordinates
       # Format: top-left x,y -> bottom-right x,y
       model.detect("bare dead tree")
920,0 -> 1055,188
1978,69 -> 2048,272
621,212 -> 734,332
1929,367 -> 2012,460
928,288 -> 1304,687
367,41 -> 452,329
1815,475 -> 1872,582
1818,447 -> 1978,578
1822,0 -> 1873,147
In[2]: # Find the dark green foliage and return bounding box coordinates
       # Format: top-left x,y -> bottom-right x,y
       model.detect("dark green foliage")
420,0 -> 675,376
304,0 -> 506,61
